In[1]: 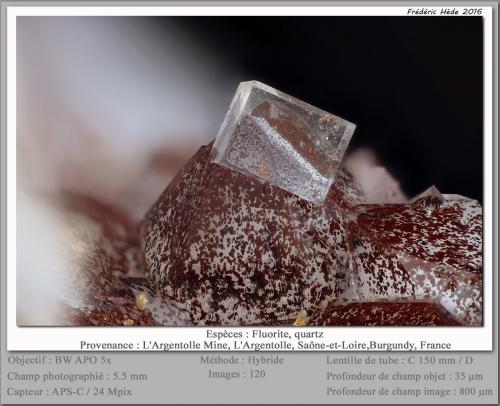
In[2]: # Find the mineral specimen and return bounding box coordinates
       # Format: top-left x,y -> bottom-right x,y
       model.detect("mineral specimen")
211,81 -> 356,205
61,81 -> 482,327
139,81 -> 483,327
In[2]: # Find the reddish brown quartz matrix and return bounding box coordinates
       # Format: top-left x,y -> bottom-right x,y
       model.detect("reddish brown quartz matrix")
141,143 -> 365,325
139,143 -> 482,326
62,144 -> 482,327
309,301 -> 462,326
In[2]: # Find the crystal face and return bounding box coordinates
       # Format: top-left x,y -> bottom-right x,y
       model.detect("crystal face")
211,81 -> 356,205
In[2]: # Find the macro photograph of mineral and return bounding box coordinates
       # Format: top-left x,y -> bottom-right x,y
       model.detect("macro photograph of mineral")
16,16 -> 483,327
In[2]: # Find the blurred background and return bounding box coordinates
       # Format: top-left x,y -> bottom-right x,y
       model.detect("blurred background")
16,16 -> 483,324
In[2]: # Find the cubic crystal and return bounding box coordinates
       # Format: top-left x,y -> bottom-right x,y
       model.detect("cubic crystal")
211,81 -> 356,205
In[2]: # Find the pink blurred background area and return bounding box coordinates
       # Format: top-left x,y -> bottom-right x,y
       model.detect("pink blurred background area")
17,17 -> 239,220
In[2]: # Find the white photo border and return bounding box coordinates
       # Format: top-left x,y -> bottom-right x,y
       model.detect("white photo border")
6,4 -> 495,351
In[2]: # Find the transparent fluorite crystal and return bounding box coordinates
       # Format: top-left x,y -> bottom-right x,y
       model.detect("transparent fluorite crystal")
211,81 -> 356,205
